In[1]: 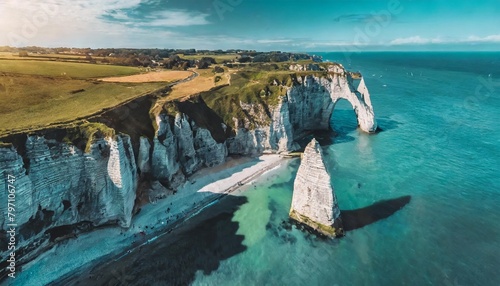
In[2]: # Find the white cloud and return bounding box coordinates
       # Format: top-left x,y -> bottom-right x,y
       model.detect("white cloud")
390,35 -> 500,45
0,0 -> 208,47
466,35 -> 500,43
390,36 -> 443,45
256,39 -> 292,44
131,10 -> 210,27
301,41 -> 369,49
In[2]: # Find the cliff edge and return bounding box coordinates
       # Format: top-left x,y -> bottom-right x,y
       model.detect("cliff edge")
0,62 -> 374,268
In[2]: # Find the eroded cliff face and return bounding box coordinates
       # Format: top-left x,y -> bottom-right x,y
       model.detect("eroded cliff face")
227,67 -> 378,155
289,139 -> 343,237
0,134 -> 137,260
0,109 -> 228,265
152,113 -> 227,189
0,64 -> 376,265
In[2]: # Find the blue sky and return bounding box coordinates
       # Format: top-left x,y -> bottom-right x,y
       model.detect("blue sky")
1,0 -> 499,51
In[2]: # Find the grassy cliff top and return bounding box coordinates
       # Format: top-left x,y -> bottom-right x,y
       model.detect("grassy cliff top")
0,122 -> 116,153
0,56 -> 345,138
0,59 -> 178,137
0,74 -> 166,137
0,59 -> 141,79
198,63 -> 337,128
63,122 -> 116,153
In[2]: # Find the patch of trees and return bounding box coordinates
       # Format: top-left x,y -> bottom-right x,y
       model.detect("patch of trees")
0,46 -> 17,53
212,66 -> 224,73
1,46 -> 323,68
249,52 -> 321,63
253,52 -> 289,62
161,55 -> 192,70
195,57 -> 216,69
231,52 -> 322,64
238,56 -> 252,63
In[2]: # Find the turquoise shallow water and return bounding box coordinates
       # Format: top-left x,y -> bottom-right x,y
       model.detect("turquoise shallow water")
192,53 -> 500,286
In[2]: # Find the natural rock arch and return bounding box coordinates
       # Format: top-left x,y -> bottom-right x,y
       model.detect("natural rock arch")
329,98 -> 359,131
326,75 -> 378,133
286,73 -> 378,139
221,69 -> 379,154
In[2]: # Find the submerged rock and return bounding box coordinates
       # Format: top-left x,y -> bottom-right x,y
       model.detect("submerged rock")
289,139 -> 343,237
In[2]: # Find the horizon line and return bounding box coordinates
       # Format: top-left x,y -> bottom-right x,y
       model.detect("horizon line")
2,46 -> 500,53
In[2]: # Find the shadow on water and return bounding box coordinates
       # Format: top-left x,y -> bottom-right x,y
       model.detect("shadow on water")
266,195 -> 412,244
331,107 -> 402,136
297,108 -> 405,148
375,117 -> 401,133
312,130 -> 338,146
54,195 -> 248,286
341,195 -> 412,231
295,129 -> 355,150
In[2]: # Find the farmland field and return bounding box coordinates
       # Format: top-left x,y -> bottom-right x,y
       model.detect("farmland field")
0,59 -> 141,78
100,70 -> 192,83
0,59 -> 171,136
0,52 -> 106,62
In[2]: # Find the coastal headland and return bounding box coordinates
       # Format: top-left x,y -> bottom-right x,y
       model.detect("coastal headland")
0,48 -> 377,283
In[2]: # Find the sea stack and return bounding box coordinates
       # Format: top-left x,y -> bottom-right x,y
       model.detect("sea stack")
289,139 -> 344,237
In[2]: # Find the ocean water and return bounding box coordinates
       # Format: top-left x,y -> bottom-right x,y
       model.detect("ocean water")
191,52 -> 500,286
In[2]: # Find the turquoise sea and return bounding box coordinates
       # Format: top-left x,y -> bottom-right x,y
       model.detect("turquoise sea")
60,52 -> 500,286
191,52 -> 500,286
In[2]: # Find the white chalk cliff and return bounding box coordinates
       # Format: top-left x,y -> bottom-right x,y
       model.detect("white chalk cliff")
152,113 -> 227,188
0,134 -> 137,260
228,65 -> 377,155
289,138 -> 343,237
0,63 -> 375,263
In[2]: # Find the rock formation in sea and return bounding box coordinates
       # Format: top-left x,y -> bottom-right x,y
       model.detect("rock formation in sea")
0,63 -> 373,263
289,138 -> 343,237
227,65 -> 378,155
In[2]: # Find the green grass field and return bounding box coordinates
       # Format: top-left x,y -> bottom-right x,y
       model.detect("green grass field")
0,59 -> 141,78
0,74 -> 165,135
200,67 -> 293,127
0,59 -> 162,136
0,52 -> 107,62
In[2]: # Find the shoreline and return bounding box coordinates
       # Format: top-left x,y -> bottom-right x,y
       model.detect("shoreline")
14,154 -> 287,285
